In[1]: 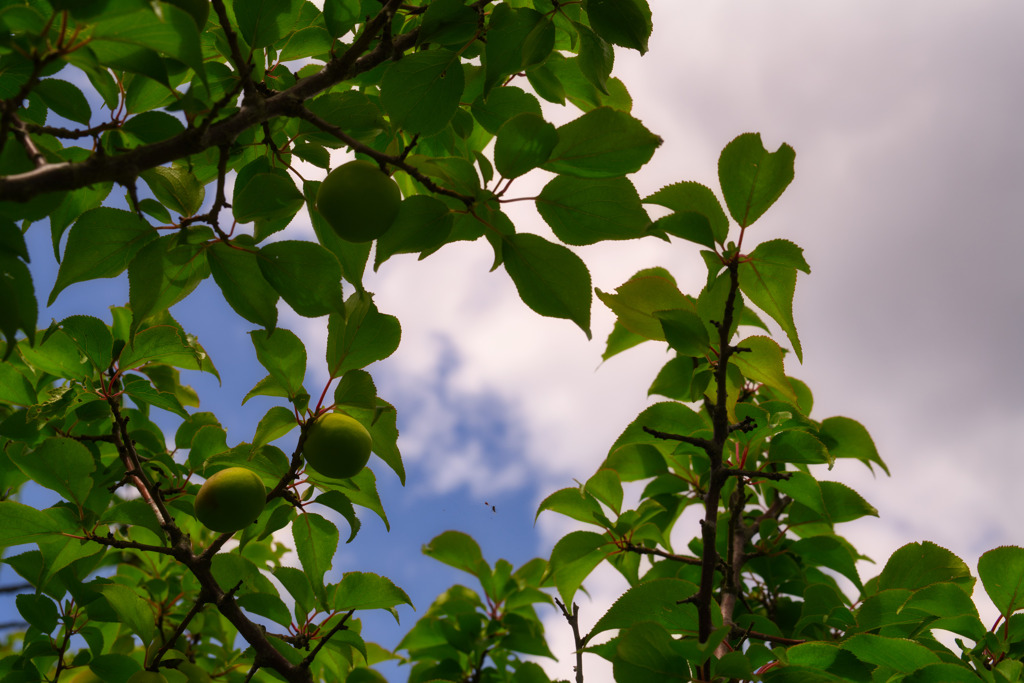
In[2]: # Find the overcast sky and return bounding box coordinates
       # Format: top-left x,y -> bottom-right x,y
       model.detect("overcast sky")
10,2 -> 1024,682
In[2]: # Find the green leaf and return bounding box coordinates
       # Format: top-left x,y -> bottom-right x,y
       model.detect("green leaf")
333,467 -> 389,530
49,208 -> 157,305
374,194 -> 454,269
484,5 -> 553,93
767,430 -> 832,468
233,172 -> 304,226
252,406 -> 299,449
58,315 -> 113,372
16,329 -> 92,381
585,468 -> 623,515
313,490 -> 361,543
34,78 -> 91,125
128,233 -> 209,337
423,530 -> 486,576
11,437 -> 95,506
591,579 -> 698,636
322,0 -> 360,38
648,356 -> 697,401
236,592 -> 293,628
818,482 -> 877,524
279,25 -> 333,61
657,309 -> 710,357
841,633 -> 940,673
250,328 -> 307,401
381,49 -> 465,136
293,512 -> 338,608
257,240 -> 344,318
502,233 -> 592,338
0,501 -> 66,547
902,582 -> 985,641
584,0 -> 652,54
494,113 -> 558,179
332,572 -> 413,621
978,546 -> 1024,616
291,142 -> 330,169
575,21 -> 614,94
731,335 -> 795,401
118,325 -> 204,372
645,181 -> 729,247
536,175 -> 649,245
98,583 -> 155,644
545,107 -> 661,178
0,362 -> 35,406
738,239 -> 809,361
879,542 -> 974,594
902,664 -> 989,683
790,535 -> 862,590
601,319 -> 648,361
233,0 -> 303,49
121,373 -> 188,418
419,0 -> 479,46
16,593 -> 60,633
208,239 -> 279,330
612,622 -> 693,680
333,370 -> 377,410
273,565 -> 316,619
818,416 -> 888,475
535,486 -> 605,526
92,5 -> 205,80
325,297 -> 401,375
547,530 -> 609,605
140,165 -> 206,218
470,86 -> 543,134
304,91 -> 387,146
0,252 -> 37,354
595,268 -> 691,341
718,132 -> 796,227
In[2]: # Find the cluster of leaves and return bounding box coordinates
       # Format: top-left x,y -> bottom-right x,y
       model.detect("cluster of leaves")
534,135 -> 1024,682
0,1 -> 1022,683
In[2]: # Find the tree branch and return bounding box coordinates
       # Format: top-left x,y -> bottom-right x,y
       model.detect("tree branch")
0,4 -> 418,204
554,599 -> 586,683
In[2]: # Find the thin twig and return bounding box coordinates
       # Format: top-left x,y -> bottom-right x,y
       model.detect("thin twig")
554,599 -> 585,683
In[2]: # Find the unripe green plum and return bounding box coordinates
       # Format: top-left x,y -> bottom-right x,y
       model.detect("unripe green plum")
194,467 -> 266,533
127,672 -> 169,683
303,412 -> 373,479
316,160 -> 401,242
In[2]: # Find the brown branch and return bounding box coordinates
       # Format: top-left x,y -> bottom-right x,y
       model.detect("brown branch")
210,0 -> 257,100
300,611 -> 354,670
107,395 -> 178,535
619,541 -> 701,566
24,120 -> 120,140
724,468 -> 791,482
732,624 -> 805,646
554,599 -> 585,683
0,582 -> 32,594
0,2 -> 418,203
696,259 -> 742,680
642,426 -> 713,451
11,116 -> 47,168
291,107 -> 475,206
149,590 -> 210,669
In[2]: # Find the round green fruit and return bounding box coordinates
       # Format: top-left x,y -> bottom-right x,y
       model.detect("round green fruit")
303,413 -> 373,479
316,160 -> 401,242
194,467 -> 266,533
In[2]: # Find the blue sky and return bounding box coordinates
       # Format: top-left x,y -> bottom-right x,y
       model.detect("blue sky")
5,2 -> 1024,682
